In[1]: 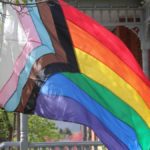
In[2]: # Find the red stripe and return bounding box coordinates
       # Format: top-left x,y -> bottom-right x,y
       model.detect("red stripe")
59,0 -> 150,86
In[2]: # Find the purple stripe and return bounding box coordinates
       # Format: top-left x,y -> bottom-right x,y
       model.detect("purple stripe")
34,94 -> 128,150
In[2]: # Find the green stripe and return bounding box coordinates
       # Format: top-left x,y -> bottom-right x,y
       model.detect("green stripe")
63,72 -> 150,150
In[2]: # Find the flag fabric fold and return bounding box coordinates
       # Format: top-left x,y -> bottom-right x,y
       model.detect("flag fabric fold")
0,0 -> 150,149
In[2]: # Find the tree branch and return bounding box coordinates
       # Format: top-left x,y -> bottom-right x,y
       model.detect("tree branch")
0,0 -> 56,6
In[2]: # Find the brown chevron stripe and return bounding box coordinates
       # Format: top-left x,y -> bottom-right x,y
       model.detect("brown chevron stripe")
17,2 -> 69,112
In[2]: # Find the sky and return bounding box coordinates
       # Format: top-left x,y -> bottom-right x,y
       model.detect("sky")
54,120 -> 81,133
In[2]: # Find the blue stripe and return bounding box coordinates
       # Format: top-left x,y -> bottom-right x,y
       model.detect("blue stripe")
27,2 -> 54,52
4,5 -> 56,111
4,46 -> 50,111
40,73 -> 141,150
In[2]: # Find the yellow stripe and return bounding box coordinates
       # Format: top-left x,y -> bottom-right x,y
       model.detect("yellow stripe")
67,20 -> 150,108
74,47 -> 150,127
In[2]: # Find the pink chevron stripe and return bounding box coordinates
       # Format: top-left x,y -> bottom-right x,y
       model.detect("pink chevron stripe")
0,7 -> 41,107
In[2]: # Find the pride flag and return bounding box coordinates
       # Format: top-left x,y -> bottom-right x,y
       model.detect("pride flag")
0,0 -> 150,149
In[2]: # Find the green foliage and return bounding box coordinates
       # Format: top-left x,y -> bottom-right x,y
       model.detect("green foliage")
28,115 -> 64,142
15,0 -> 27,5
0,110 -> 71,142
13,0 -> 42,5
0,110 -> 13,142
16,0 -> 19,4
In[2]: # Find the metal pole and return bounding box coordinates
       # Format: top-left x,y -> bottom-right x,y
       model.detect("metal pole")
140,18 -> 150,77
20,113 -> 28,150
142,3 -> 150,77
142,49 -> 149,76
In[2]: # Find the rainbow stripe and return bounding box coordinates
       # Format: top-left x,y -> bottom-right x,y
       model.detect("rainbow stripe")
0,0 -> 150,149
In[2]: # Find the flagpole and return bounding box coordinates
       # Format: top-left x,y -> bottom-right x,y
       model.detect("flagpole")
20,113 -> 28,150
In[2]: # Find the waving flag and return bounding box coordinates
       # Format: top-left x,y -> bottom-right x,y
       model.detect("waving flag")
0,0 -> 150,149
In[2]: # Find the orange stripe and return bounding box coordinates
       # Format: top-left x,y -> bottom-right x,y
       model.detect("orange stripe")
66,20 -> 150,108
